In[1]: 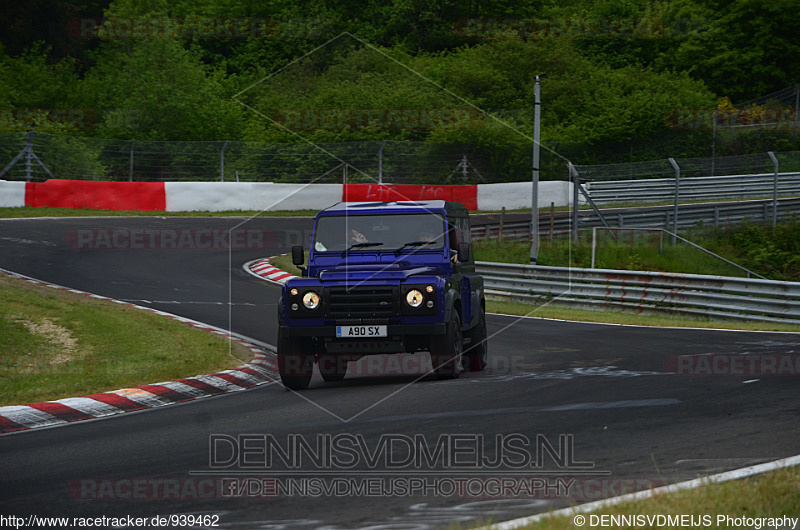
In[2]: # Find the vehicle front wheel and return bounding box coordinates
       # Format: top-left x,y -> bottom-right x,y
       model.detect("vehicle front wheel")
464,306 -> 488,372
318,354 -> 348,382
277,329 -> 313,390
430,312 -> 463,379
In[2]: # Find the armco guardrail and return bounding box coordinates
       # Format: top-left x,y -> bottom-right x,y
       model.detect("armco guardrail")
476,261 -> 800,324
471,197 -> 800,240
585,172 -> 800,205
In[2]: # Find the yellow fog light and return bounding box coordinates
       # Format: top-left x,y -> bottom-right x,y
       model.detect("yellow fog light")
302,291 -> 320,310
426,285 -> 434,293
406,289 -> 424,308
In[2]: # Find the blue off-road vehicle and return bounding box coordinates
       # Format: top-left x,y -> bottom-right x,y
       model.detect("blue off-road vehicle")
277,201 -> 488,390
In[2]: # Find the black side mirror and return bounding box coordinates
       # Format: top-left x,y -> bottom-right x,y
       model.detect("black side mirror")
291,245 -> 305,266
457,242 -> 470,263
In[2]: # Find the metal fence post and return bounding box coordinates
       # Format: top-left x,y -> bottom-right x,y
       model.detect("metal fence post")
711,109 -> 718,177
569,162 -> 579,243
24,130 -> 35,182
0,129 -> 53,181
668,157 -> 680,243
220,140 -> 229,182
129,140 -> 135,182
378,140 -> 386,184
767,151 -> 778,227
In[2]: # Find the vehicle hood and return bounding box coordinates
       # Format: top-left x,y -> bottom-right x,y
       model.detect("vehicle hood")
316,263 -> 441,281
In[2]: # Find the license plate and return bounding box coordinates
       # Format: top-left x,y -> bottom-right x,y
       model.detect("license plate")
336,325 -> 387,338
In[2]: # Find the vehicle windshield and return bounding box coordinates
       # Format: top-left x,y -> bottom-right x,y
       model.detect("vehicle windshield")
313,213 -> 446,253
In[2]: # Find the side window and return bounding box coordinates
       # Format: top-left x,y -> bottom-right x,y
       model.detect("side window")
448,216 -> 471,264
457,216 -> 470,245
448,217 -> 470,250
448,222 -> 459,251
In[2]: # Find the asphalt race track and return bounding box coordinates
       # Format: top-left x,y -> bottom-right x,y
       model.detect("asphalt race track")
1,216 -> 798,529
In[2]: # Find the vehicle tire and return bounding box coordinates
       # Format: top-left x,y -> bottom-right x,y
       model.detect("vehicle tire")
277,328 -> 313,390
464,306 -> 488,372
431,311 -> 463,379
318,354 -> 348,382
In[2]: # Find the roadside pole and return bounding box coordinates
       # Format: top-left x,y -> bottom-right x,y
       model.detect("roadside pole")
531,75 -> 542,264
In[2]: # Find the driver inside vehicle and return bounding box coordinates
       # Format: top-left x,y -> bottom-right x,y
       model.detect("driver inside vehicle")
448,226 -> 463,265
349,229 -> 368,244
449,248 -> 460,265
315,227 -> 369,251
418,231 -> 437,244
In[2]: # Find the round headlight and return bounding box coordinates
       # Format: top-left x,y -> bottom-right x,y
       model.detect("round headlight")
302,291 -> 320,310
406,289 -> 424,308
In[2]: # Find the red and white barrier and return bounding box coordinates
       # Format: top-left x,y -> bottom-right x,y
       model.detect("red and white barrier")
343,183 -> 479,210
24,180 -> 166,211
3,179 -> 573,212
164,182 -> 342,212
477,181 -> 574,210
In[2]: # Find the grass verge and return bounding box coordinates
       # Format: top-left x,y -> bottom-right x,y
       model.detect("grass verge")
498,465 -> 800,530
475,219 -> 800,281
474,236 -> 750,278
269,252 -> 304,277
0,274 -> 253,406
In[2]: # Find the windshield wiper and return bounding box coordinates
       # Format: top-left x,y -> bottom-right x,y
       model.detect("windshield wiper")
395,240 -> 436,253
344,242 -> 384,253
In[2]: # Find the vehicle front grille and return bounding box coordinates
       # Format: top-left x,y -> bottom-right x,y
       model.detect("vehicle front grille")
325,285 -> 398,319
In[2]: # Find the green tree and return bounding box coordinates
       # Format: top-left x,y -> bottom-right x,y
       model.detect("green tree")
668,0 -> 800,101
83,39 -> 244,140
0,44 -> 85,132
0,0 -> 109,68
